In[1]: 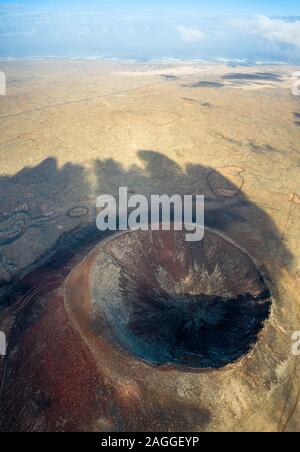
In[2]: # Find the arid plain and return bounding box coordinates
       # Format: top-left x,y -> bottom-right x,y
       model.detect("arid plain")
0,59 -> 300,432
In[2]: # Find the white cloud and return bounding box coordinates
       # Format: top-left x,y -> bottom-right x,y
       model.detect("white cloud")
236,15 -> 300,49
177,25 -> 205,43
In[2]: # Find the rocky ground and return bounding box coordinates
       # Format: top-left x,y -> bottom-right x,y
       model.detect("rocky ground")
0,59 -> 299,431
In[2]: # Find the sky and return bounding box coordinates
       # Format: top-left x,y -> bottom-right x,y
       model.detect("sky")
0,1 -> 300,62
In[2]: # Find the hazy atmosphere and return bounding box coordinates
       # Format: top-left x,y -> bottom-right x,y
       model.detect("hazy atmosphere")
0,0 -> 300,62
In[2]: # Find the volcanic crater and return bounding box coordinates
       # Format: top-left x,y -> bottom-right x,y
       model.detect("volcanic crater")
85,228 -> 272,369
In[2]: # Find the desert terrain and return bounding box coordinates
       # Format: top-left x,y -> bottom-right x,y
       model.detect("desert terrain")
0,59 -> 300,432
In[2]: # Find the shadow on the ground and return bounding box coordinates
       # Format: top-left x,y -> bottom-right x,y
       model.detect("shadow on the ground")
0,150 -> 294,432
0,150 -> 292,300
184,81 -> 224,88
222,72 -> 282,82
